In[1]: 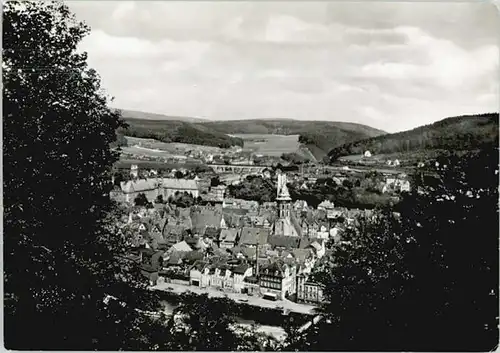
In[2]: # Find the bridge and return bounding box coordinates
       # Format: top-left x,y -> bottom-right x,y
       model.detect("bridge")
210,163 -> 267,174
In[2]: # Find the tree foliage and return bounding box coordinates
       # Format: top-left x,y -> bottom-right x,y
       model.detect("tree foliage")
120,118 -> 244,148
289,145 -> 499,351
3,1 -> 157,349
227,175 -> 276,203
161,293 -> 277,351
327,113 -> 499,162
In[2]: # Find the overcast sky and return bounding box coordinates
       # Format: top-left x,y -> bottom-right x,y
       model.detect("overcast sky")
68,1 -> 499,132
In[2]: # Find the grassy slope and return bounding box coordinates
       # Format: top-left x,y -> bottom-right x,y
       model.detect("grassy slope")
327,113 -> 499,163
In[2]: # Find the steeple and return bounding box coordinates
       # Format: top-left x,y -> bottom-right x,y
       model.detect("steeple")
276,170 -> 291,201
276,170 -> 292,219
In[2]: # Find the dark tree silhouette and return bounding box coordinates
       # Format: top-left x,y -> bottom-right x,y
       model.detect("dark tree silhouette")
288,145 -> 499,351
161,293 -> 277,351
155,194 -> 164,204
134,193 -> 149,206
3,1 -> 164,349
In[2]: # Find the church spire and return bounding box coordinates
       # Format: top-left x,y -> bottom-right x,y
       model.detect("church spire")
276,170 -> 291,201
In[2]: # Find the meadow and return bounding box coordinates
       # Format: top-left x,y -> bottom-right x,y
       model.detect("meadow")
233,134 -> 300,157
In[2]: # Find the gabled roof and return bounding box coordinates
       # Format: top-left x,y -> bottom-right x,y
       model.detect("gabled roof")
268,235 -> 301,249
204,227 -> 221,239
238,227 -> 270,246
233,263 -> 251,275
259,260 -> 289,277
170,240 -> 192,252
160,178 -> 199,190
291,248 -> 313,263
191,207 -> 223,234
219,228 -> 239,243
191,260 -> 209,272
121,179 -> 160,194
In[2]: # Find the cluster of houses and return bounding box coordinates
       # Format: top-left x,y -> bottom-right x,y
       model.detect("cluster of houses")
114,171 -> 381,305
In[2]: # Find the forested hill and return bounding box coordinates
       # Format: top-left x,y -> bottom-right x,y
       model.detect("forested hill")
117,109 -> 207,123
118,118 -> 243,148
200,119 -> 386,159
327,113 -> 499,162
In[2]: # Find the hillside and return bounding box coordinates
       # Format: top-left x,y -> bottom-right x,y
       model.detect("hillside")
327,113 -> 499,163
200,119 -> 386,159
118,118 -> 243,148
116,109 -> 207,123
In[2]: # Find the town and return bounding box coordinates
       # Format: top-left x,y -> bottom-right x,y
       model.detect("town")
5,1 -> 498,351
110,154 -> 411,316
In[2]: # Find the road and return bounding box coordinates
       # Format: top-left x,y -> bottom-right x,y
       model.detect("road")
151,282 -> 317,315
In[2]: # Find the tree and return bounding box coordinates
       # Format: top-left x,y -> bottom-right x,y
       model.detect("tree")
161,293 -> 277,351
211,176 -> 221,187
174,170 -> 184,179
289,145 -> 499,351
3,1 -> 158,349
155,194 -> 164,204
134,193 -> 149,207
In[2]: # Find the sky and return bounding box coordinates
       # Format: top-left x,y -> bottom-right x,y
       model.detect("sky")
68,1 -> 499,132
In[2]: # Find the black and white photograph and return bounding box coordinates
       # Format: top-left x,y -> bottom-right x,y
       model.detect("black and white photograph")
3,1 -> 499,351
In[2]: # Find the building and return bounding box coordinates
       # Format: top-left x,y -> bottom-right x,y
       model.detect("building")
161,178 -> 200,199
274,171 -> 301,237
120,179 -> 161,203
130,164 -> 139,178
218,228 -> 239,248
296,274 -> 325,304
258,261 -> 297,300
238,227 -> 270,247
233,263 -> 253,293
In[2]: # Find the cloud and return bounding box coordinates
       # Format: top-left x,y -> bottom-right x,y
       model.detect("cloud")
68,1 -> 499,132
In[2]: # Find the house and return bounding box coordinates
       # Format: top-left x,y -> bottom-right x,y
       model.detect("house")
208,264 -> 234,291
316,223 -> 329,240
301,219 -> 321,238
139,248 -> 165,286
232,263 -> 253,293
307,239 -> 326,259
293,200 -> 309,212
317,200 -> 335,211
291,248 -> 315,271
163,251 -> 184,268
190,206 -> 223,235
219,229 -> 240,249
189,261 -> 210,287
296,274 -> 325,304
120,179 -> 161,203
161,178 -> 200,199
268,235 -> 301,250
238,227 -> 270,247
259,260 -> 297,300
169,240 -> 192,253
204,227 -> 221,240
243,276 -> 260,295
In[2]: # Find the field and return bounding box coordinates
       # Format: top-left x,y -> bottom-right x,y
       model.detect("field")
124,136 -> 224,155
232,134 -> 300,157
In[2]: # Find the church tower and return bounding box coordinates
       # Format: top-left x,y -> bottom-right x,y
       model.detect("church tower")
276,170 -> 292,219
